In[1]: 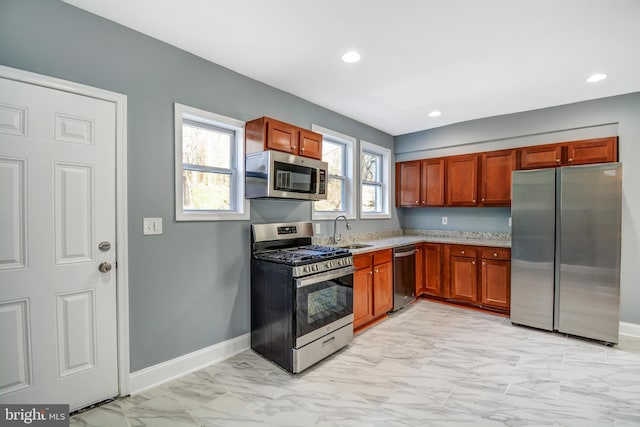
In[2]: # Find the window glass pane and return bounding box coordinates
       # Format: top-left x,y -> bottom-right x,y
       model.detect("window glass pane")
361,183 -> 381,212
361,152 -> 379,182
314,177 -> 344,211
182,122 -> 232,169
183,170 -> 231,210
323,140 -> 344,176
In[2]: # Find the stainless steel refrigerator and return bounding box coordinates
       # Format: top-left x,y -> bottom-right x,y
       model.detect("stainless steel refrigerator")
510,163 -> 622,344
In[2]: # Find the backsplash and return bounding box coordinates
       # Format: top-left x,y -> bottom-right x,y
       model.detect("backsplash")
313,229 -> 403,245
313,228 -> 511,245
403,228 -> 511,242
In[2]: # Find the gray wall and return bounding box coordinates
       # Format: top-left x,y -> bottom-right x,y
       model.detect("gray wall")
395,93 -> 640,324
0,0 -> 397,371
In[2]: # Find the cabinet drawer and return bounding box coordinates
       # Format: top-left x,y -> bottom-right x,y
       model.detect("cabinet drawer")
449,246 -> 477,258
481,248 -> 511,261
373,249 -> 392,265
353,254 -> 372,270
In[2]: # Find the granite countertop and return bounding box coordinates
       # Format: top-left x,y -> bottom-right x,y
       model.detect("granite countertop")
315,229 -> 511,254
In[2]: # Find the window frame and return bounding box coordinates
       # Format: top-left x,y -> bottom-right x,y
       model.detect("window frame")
359,140 -> 392,219
174,103 -> 249,221
311,125 -> 356,220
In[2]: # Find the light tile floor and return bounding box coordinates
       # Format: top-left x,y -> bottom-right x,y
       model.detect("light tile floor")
71,300 -> 640,426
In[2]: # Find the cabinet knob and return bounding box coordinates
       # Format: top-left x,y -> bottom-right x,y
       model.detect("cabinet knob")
482,261 -> 486,265
494,252 -> 498,257
481,198 -> 485,202
415,200 -> 419,204
422,200 -> 426,204
472,261 -> 476,265
473,199 -> 476,203
461,250 -> 465,254
568,158 -> 573,162
555,158 -> 561,163
301,147 -> 304,152
375,269 -> 379,273
369,271 -> 373,275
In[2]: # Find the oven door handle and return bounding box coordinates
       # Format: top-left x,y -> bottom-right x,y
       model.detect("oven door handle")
296,266 -> 356,289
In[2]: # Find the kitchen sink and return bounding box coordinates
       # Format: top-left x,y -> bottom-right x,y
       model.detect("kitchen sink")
338,243 -> 374,249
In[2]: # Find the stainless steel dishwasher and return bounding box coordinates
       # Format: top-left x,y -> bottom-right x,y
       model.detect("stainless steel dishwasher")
392,244 -> 417,311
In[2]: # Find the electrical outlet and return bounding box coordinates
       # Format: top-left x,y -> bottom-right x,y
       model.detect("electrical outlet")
509,217 -> 512,227
314,223 -> 321,235
143,217 -> 163,235
442,216 -> 448,225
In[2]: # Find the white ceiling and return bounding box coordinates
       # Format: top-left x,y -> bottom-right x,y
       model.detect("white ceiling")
64,0 -> 640,136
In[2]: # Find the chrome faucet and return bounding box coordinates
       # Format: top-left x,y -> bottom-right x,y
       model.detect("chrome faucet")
332,215 -> 351,244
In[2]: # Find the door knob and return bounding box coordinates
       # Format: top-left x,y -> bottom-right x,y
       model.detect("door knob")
98,262 -> 112,273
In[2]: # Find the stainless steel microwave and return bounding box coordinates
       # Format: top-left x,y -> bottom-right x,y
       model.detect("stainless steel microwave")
245,150 -> 328,201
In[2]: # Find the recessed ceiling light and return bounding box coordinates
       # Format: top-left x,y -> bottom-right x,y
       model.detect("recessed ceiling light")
428,110 -> 442,117
341,51 -> 361,63
586,73 -> 607,83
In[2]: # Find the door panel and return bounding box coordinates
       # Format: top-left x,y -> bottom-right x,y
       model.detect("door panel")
0,76 -> 118,410
0,158 -> 27,269
0,299 -> 32,395
510,169 -> 556,330
558,164 -> 621,343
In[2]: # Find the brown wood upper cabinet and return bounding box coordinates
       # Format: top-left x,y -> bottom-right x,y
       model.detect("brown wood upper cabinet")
566,137 -> 617,166
518,137 -> 617,170
396,159 -> 445,207
245,116 -> 323,160
479,149 -> 516,206
446,154 -> 478,206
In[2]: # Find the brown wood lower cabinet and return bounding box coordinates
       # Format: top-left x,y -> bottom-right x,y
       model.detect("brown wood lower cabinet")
447,246 -> 478,302
353,267 -> 374,328
416,243 -> 443,297
480,248 -> 511,309
353,249 -> 393,329
425,244 -> 512,314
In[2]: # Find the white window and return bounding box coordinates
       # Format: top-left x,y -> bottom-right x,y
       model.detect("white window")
174,103 -> 249,221
311,125 -> 356,220
360,141 -> 391,219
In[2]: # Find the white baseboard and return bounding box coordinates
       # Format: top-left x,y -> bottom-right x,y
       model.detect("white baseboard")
129,333 -> 250,395
620,322 -> 640,339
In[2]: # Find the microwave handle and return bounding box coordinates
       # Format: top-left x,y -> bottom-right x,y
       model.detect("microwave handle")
296,266 -> 355,289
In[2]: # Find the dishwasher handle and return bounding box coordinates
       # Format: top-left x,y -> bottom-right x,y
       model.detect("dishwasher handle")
394,249 -> 416,258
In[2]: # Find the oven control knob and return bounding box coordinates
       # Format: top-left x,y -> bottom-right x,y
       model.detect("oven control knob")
315,264 -> 319,271
326,262 -> 332,269
303,266 -> 310,273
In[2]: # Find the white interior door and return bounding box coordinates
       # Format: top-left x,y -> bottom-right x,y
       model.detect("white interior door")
0,76 -> 118,411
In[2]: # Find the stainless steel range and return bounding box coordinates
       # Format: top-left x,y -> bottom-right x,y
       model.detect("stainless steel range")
251,222 -> 355,373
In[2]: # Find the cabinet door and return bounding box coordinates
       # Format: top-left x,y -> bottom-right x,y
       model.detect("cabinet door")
298,129 -> 323,160
373,262 -> 393,316
449,255 -> 478,302
446,155 -> 478,206
421,158 -> 445,206
415,244 -> 424,296
480,150 -> 515,206
518,144 -> 562,169
266,119 -> 297,154
353,269 -> 374,328
481,259 -> 510,309
398,161 -> 421,207
423,244 -> 442,297
566,137 -> 617,166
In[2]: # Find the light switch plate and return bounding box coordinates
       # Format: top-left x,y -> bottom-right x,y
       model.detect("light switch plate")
143,217 -> 163,235
314,223 -> 321,235
442,216 -> 448,225
509,217 -> 512,227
